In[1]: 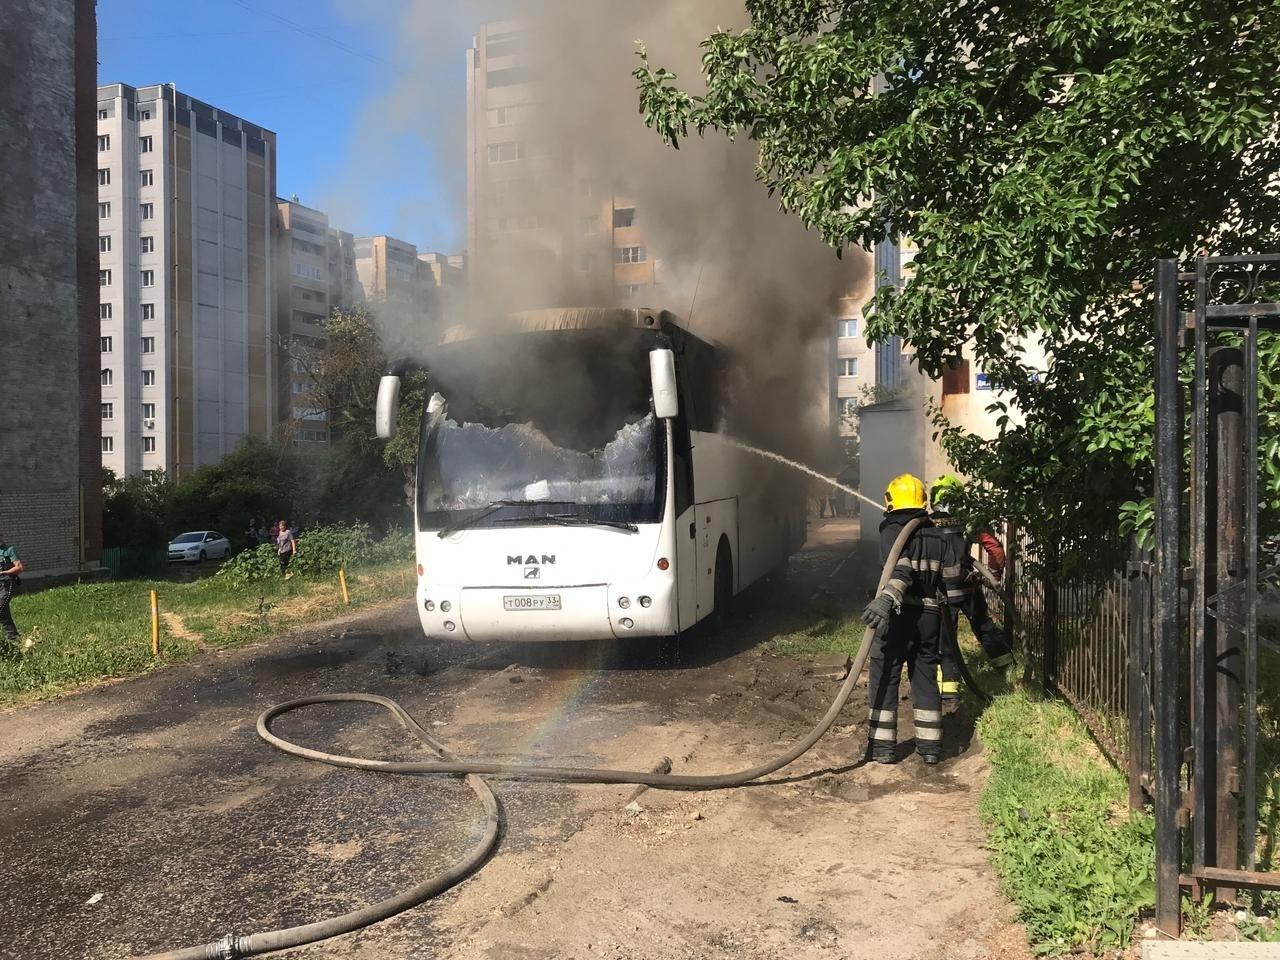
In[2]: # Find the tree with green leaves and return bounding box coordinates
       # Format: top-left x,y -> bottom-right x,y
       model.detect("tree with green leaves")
636,2 -> 1280,555
285,306 -> 428,486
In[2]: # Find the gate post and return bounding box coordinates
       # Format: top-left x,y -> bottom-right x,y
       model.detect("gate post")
1152,258 -> 1184,937
1127,540 -> 1153,810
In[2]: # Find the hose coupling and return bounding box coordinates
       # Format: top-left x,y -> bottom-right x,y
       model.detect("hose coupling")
209,934 -> 248,959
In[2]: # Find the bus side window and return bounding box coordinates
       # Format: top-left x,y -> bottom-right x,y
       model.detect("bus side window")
673,413 -> 694,516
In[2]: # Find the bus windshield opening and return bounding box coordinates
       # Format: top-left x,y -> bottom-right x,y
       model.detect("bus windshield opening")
417,332 -> 665,530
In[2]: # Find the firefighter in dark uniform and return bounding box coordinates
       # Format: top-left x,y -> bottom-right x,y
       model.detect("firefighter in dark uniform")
929,475 -> 1016,708
861,474 -> 967,765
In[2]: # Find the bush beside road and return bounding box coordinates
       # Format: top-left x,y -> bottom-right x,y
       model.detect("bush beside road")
0,525 -> 414,706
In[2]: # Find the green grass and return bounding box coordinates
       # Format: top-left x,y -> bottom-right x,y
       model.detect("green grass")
0,562 -> 416,705
769,613 -> 866,659
978,688 -> 1155,954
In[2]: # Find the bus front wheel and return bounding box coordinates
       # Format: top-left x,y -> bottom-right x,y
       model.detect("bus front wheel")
710,539 -> 733,633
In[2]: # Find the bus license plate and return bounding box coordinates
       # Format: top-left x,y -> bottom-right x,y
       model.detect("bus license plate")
503,594 -> 562,611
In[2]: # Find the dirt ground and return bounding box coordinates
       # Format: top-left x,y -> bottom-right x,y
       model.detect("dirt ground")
0,518 -> 1029,960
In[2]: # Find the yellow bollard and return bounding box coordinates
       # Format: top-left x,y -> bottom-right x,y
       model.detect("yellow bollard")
339,568 -> 350,605
150,590 -> 160,656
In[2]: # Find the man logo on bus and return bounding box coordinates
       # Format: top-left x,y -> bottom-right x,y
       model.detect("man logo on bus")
508,555 -> 556,566
524,567 -> 540,580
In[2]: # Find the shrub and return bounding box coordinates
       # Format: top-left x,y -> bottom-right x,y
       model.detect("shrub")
215,524 -> 395,586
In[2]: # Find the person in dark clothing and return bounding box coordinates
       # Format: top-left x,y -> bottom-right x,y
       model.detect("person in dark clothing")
861,474 -> 968,765
0,533 -> 25,655
928,476 -> 1016,708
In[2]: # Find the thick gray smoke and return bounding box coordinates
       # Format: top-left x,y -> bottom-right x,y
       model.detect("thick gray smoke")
346,0 -> 871,464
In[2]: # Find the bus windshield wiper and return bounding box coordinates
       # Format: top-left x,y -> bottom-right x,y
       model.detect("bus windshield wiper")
435,500 -> 579,538
498,513 -> 639,534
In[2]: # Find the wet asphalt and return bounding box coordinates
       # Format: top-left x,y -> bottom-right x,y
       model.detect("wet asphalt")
0,521 -> 871,960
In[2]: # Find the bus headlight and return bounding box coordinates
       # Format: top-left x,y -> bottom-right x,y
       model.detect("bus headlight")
639,596 -> 652,608
444,620 -> 456,632
440,600 -> 452,612
620,617 -> 634,629
424,599 -> 435,612
617,597 -> 631,609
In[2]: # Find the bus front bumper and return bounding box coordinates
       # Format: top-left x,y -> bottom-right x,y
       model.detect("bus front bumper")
418,580 -> 676,642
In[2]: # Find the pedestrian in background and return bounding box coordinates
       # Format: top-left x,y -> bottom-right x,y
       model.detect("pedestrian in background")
0,533 -> 26,656
276,519 -> 297,578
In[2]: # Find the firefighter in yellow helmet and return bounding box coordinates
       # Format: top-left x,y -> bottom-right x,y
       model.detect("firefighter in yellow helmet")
861,474 -> 967,764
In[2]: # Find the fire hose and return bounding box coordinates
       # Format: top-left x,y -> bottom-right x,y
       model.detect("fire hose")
140,518 -> 978,960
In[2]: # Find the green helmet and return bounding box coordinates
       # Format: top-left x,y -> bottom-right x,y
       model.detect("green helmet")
930,474 -> 964,512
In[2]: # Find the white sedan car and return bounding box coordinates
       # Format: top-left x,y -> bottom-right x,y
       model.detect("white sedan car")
168,531 -> 232,564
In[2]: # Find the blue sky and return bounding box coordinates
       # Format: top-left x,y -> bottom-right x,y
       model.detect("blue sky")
98,0 -> 497,253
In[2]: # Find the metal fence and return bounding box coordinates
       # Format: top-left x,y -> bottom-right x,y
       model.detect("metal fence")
993,528 -> 1155,805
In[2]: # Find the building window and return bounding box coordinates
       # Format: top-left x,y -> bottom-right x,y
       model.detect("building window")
100,336 -> 113,353
839,397 -> 859,419
100,302 -> 112,320
142,369 -> 156,386
97,168 -> 111,186
101,436 -> 114,453
101,402 -> 113,421
98,202 -> 111,219
97,135 -> 110,152
100,368 -> 113,386
613,207 -> 636,229
139,135 -> 153,153
99,235 -> 111,253
142,402 -> 156,422
615,245 -> 646,265
97,108 -> 109,121
291,381 -> 306,395
99,269 -> 111,287
837,318 -> 859,338
141,336 -> 156,354
941,358 -> 971,397
488,105 -> 522,127
140,203 -> 154,221
140,109 -> 152,121
141,270 -> 155,287
487,141 -> 526,164
621,283 -> 646,299
143,437 -> 157,453
839,358 -> 859,377
141,303 -> 156,320
140,235 -> 155,253
293,263 -> 323,281
140,169 -> 154,187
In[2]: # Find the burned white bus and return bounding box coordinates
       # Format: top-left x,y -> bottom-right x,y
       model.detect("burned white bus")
376,307 -> 806,642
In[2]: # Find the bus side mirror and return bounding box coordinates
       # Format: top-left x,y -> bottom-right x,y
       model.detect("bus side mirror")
649,348 -> 678,419
376,375 -> 402,439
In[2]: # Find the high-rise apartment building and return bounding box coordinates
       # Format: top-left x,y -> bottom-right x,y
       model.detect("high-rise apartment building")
0,0 -> 103,579
275,198 -> 356,444
467,20 -> 640,308
96,83 -> 277,478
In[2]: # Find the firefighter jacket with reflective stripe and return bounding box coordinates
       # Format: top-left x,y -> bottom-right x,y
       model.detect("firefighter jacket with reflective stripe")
928,512 -> 976,606
877,509 -> 967,610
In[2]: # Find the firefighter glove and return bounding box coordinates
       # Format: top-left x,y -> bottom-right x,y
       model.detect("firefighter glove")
861,594 -> 895,629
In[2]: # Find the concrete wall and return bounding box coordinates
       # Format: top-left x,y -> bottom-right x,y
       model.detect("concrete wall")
857,398 -> 927,541
0,0 -> 102,576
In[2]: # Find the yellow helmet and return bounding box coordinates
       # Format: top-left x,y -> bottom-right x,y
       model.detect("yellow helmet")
884,473 -> 927,511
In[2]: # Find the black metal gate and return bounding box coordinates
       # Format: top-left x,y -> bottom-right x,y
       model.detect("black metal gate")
1153,254 -> 1279,933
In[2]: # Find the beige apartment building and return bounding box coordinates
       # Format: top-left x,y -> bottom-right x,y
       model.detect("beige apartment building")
275,198 -> 357,443
96,83 -> 277,478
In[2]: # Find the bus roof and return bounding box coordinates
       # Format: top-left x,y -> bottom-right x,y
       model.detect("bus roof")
438,307 -> 720,352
